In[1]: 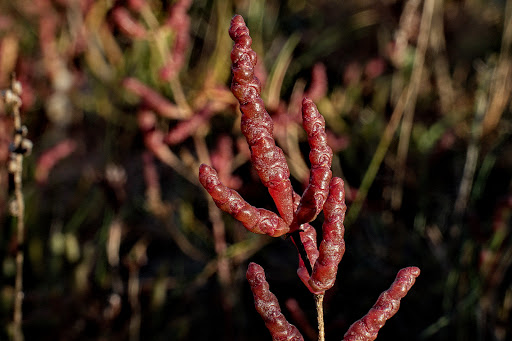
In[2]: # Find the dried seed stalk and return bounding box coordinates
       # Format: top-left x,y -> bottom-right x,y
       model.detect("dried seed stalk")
343,267 -> 421,341
4,78 -> 29,341
246,263 -> 304,341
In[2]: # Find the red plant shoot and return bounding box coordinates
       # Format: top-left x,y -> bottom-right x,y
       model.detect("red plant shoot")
308,177 -> 346,293
198,14 -> 421,340
247,262 -> 304,341
199,14 -> 345,292
343,267 -> 421,341
228,14 -> 295,225
295,97 -> 333,225
199,164 -> 290,237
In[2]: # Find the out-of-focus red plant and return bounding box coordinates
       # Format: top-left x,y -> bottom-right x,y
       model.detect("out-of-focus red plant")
35,138 -> 77,184
124,78 -> 182,119
111,7 -> 147,39
160,0 -> 192,82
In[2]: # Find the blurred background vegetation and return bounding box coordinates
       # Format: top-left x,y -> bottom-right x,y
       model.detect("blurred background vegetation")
0,0 -> 511,340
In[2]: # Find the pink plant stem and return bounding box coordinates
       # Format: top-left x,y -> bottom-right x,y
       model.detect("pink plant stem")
123,78 -> 182,119
229,14 -> 295,225
111,7 -> 147,39
164,107 -> 214,146
137,109 -> 198,185
246,263 -> 304,341
343,267 -> 421,341
305,63 -> 328,101
35,139 -> 76,184
127,0 -> 146,12
160,0 -> 192,81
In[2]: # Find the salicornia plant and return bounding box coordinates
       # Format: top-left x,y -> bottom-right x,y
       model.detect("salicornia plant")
199,15 -> 420,341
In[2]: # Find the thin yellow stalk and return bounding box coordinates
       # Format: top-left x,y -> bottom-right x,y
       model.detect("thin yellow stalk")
315,294 -> 325,341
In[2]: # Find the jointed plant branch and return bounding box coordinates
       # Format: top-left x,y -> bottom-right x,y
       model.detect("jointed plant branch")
198,15 -> 421,341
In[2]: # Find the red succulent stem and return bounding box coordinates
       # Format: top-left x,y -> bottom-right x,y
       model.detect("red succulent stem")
295,97 -> 333,225
199,164 -> 290,237
295,178 -> 346,294
309,177 -> 346,293
229,14 -> 295,225
343,267 -> 421,341
295,223 -> 319,292
198,15 -> 422,340
246,262 -> 304,341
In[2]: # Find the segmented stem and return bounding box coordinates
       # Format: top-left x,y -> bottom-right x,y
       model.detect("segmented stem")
295,223 -> 319,292
199,164 -> 290,237
295,97 -> 333,225
229,14 -> 295,224
246,263 -> 304,341
309,177 -> 346,293
343,267 -> 421,341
